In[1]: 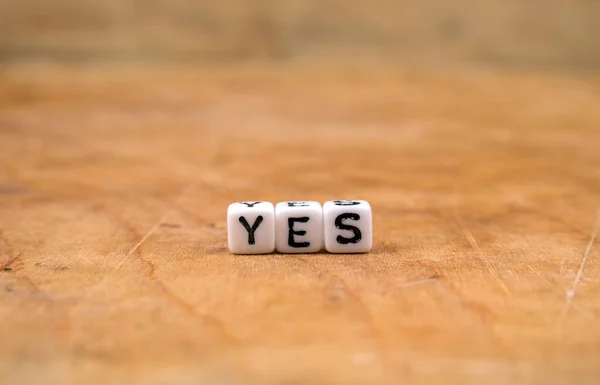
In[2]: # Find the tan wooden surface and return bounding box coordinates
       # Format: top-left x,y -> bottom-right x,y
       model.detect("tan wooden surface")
0,66 -> 599,385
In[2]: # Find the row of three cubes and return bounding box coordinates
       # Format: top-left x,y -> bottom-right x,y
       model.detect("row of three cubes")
227,200 -> 372,254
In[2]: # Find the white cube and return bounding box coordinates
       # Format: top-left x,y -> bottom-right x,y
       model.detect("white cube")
227,201 -> 275,254
323,200 -> 372,253
275,201 -> 323,253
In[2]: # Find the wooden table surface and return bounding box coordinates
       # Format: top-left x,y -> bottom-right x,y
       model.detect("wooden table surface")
0,66 -> 599,385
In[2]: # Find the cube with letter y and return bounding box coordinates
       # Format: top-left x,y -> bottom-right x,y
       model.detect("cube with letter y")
227,201 -> 275,254
323,200 -> 372,253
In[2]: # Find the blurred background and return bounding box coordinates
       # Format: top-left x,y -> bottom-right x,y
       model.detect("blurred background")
0,0 -> 598,71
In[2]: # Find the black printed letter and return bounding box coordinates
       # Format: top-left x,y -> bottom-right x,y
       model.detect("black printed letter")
240,202 -> 261,207
239,216 -> 264,244
335,213 -> 362,244
287,201 -> 309,207
288,217 -> 310,248
333,200 -> 360,206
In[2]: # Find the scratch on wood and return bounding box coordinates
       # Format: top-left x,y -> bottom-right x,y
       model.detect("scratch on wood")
397,275 -> 439,289
453,210 -> 511,296
88,185 -> 241,346
0,230 -> 73,340
0,255 -> 19,271
0,229 -> 16,269
557,209 -> 600,329
92,210 -> 170,290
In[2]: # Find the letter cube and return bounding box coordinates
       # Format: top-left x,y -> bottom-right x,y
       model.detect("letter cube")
227,201 -> 275,254
275,201 -> 323,253
323,200 -> 372,253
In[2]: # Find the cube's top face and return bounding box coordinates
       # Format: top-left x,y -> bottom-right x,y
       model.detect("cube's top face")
228,201 -> 275,214
323,200 -> 371,212
275,201 -> 322,213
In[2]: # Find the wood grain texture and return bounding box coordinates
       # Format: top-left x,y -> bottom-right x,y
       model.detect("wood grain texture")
0,66 -> 599,384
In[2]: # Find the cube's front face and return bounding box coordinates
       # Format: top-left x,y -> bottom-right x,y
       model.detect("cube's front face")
275,201 -> 323,253
227,201 -> 275,254
323,200 -> 372,253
